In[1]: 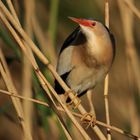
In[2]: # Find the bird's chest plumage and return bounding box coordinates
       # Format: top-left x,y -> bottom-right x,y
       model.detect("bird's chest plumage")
66,45 -> 109,93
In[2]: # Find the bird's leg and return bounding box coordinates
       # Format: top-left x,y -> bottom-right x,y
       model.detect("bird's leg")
81,90 -> 96,129
81,112 -> 96,129
87,89 -> 96,117
64,90 -> 81,109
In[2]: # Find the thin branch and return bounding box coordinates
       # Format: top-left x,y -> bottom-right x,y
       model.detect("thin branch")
0,89 -> 50,107
0,49 -> 32,140
6,0 -> 20,24
32,16 -> 56,66
104,0 -> 111,139
36,68 -> 91,140
58,120 -> 73,140
22,1 -> 34,139
6,1 -> 34,139
48,0 -> 59,47
0,89 -> 140,140
104,75 -> 111,140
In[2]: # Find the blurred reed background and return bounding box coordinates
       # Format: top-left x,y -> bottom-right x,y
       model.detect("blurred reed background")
0,0 -> 140,140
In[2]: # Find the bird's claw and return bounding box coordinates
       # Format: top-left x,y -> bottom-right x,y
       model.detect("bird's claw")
64,90 -> 81,109
81,113 -> 96,129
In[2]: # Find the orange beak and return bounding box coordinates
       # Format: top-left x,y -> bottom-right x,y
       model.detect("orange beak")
68,17 -> 96,27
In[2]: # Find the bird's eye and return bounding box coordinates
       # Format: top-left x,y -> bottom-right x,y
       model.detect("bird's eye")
92,22 -> 96,26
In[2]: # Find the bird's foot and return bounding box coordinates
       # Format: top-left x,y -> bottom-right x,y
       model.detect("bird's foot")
64,90 -> 81,109
81,113 -> 96,129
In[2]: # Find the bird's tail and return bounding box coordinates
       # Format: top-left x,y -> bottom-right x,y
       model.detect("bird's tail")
55,72 -> 70,95
54,79 -> 65,94
55,81 -> 80,103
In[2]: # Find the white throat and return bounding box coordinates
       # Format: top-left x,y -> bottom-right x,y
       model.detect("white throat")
80,25 -> 97,53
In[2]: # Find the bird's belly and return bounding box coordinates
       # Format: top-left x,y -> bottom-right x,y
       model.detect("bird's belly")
66,65 -> 107,93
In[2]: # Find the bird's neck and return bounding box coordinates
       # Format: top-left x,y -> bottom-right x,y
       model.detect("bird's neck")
84,34 -> 113,67
79,25 -> 114,68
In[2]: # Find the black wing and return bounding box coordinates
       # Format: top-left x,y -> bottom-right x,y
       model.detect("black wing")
59,26 -> 87,54
59,26 -> 80,53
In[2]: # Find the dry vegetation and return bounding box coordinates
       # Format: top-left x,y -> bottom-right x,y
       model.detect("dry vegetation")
0,0 -> 140,140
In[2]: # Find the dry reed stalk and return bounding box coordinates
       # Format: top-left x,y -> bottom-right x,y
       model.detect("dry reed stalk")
0,89 -> 50,108
0,12 -> 73,140
32,16 -> 56,66
0,1 -> 107,139
6,0 -> 20,25
2,0 -> 139,139
48,0 -> 59,47
22,0 -> 34,139
31,4 -> 56,66
35,68 -> 73,140
118,0 -> 140,135
22,46 -> 33,138
104,75 -> 111,139
0,0 -> 82,112
120,0 -> 140,97
0,89 -> 140,140
58,120 -> 73,140
128,99 -> 140,136
104,0 -> 111,139
36,67 -> 91,140
6,1 -> 34,138
123,0 -> 140,19
0,6 -> 91,140
0,49 -> 32,140
0,3 -> 72,138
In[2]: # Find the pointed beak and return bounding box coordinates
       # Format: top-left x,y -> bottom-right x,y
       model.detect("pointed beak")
68,17 -> 96,27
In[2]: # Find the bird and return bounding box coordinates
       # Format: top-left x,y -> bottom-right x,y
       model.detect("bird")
55,17 -> 115,102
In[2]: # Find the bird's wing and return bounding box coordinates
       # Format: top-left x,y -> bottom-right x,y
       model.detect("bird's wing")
57,45 -> 74,76
55,28 -> 80,94
59,26 -> 80,53
55,26 -> 87,94
57,26 -> 81,76
57,25 -> 87,76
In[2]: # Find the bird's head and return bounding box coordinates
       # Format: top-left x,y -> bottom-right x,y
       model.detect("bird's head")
68,17 -> 115,63
69,17 -> 96,27
69,17 -> 108,38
